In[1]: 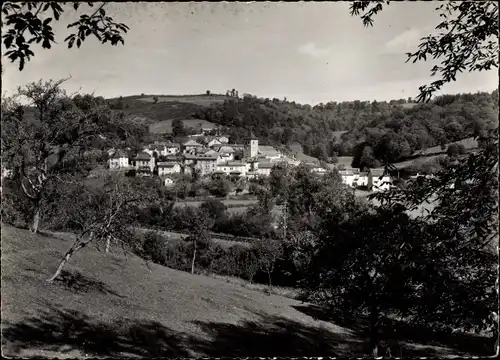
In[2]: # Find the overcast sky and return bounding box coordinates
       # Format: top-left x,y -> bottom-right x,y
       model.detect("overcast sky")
2,2 -> 497,105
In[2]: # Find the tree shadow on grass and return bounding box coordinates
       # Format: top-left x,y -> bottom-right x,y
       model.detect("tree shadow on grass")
188,313 -> 365,357
2,303 -> 367,357
1,304 -> 192,357
292,304 -> 494,357
52,270 -> 126,298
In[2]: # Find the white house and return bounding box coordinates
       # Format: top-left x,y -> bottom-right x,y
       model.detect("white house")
355,172 -> 369,187
216,160 -> 248,177
134,151 -> 155,174
303,162 -> 327,175
339,169 -> 355,187
109,150 -> 129,170
183,139 -> 204,154
368,168 -> 392,191
157,162 -> 181,176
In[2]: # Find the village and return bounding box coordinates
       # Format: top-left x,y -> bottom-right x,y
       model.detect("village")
108,128 -> 393,192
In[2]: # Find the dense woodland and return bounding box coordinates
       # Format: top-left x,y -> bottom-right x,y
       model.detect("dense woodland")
193,90 -> 498,167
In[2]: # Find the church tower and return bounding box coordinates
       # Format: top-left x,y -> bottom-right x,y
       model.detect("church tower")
244,131 -> 258,159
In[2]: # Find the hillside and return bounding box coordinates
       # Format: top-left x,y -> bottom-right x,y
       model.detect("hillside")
1,226 -> 491,357
109,94 -> 226,127
108,91 -> 497,168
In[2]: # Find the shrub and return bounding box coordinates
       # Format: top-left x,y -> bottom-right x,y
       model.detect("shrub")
1,179 -> 33,229
142,231 -> 169,264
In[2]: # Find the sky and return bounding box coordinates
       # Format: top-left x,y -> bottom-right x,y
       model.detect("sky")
2,2 -> 498,105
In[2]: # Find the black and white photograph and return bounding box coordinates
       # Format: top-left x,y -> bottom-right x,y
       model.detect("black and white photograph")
1,1 -> 498,358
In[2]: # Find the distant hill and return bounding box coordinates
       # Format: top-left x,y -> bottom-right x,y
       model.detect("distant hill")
108,90 -> 497,166
148,119 -> 219,134
109,94 -> 228,127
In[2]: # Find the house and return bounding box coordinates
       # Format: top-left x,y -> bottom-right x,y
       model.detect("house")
134,151 -> 155,174
206,138 -> 222,148
303,162 -> 327,175
163,142 -> 181,155
258,145 -> 282,161
157,162 -> 181,176
216,160 -> 248,177
144,144 -> 164,157
339,169 -> 355,187
183,139 -> 204,154
355,172 -> 369,187
256,161 -> 275,177
193,154 -> 218,175
108,149 -> 129,170
164,177 -> 175,187
246,171 -> 259,179
368,168 -> 392,191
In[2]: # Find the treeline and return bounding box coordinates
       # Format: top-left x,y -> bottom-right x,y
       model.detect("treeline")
193,90 -> 498,167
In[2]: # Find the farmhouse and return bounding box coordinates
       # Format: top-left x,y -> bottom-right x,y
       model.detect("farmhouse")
157,162 -> 181,176
368,168 -> 392,191
183,139 -> 203,154
339,169 -> 355,187
193,154 -> 218,175
134,151 -> 155,174
108,149 -> 129,170
216,160 -> 247,177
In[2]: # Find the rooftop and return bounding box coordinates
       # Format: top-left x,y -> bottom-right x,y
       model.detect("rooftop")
111,149 -> 128,159
157,162 -> 178,168
183,140 -> 203,147
135,152 -> 151,160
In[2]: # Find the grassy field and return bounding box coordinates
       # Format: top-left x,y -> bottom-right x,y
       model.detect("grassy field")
149,119 -> 220,134
2,225 -> 491,357
137,95 -> 227,106
175,199 -> 258,208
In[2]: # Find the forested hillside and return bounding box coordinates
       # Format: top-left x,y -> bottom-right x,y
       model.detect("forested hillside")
193,90 -> 498,165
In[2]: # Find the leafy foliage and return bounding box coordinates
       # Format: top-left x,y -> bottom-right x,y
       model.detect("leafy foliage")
2,2 -> 129,70
194,91 -> 498,166
1,79 -> 146,232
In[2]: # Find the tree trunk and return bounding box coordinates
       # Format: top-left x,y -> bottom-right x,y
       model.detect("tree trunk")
369,303 -> 380,357
47,234 -> 93,282
191,239 -> 197,274
105,235 -> 111,253
30,201 -> 41,233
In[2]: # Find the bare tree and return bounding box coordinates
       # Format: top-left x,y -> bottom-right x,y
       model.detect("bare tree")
46,174 -> 151,282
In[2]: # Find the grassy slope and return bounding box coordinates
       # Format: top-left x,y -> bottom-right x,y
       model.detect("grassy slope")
1,226 -> 492,358
117,95 -> 225,133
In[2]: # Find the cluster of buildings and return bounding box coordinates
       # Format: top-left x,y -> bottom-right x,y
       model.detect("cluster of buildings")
337,168 -> 393,192
108,133 -> 393,191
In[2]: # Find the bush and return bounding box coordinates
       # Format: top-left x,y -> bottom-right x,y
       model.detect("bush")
1,179 -> 33,229
142,231 -> 169,264
200,199 -> 228,222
